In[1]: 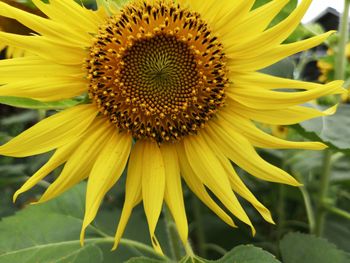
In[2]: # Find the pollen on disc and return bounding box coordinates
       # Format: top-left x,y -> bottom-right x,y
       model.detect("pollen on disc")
86,1 -> 228,143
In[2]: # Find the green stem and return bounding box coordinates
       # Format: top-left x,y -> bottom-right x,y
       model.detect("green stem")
184,240 -> 195,258
325,205 -> 350,220
120,238 -> 169,260
276,184 -> 285,240
294,51 -> 315,79
315,150 -> 332,236
293,172 -> 316,233
203,243 -> 227,256
335,0 -> 350,80
89,225 -> 168,260
80,237 -> 167,260
164,207 -> 183,261
276,158 -> 289,242
89,224 -> 111,238
299,183 -> 316,233
192,197 -> 206,257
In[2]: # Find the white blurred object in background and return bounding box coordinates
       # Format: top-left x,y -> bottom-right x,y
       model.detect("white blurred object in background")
300,0 -> 344,23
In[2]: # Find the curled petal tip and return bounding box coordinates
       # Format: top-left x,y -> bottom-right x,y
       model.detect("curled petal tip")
111,244 -> 118,251
314,142 -> 328,150
13,191 -> 20,203
327,30 -> 337,35
80,230 -> 86,247
323,104 -> 338,115
251,226 -> 256,237
289,178 -> 303,187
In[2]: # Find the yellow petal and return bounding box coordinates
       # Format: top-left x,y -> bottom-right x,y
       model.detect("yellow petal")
229,31 -> 335,71
176,143 -> 236,227
227,81 -> 345,110
0,32 -> 86,65
142,140 -> 165,255
0,77 -> 88,101
37,118 -> 112,203
184,0 -> 221,23
0,104 -> 97,157
80,131 -> 132,244
32,0 -> 103,35
13,138 -> 81,202
202,133 -> 274,224
185,0 -> 255,36
206,123 -> 300,186
226,165 -> 274,224
228,99 -> 337,125
229,72 -> 336,90
213,0 -> 255,36
113,142 -> 143,250
0,56 -> 83,84
223,0 -> 289,45
227,0 -> 312,55
0,1 -> 90,46
0,43 -> 6,52
183,135 -> 255,234
218,110 -> 326,150
160,143 -> 188,245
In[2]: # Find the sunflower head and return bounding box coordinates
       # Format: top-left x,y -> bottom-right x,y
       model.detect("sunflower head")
87,1 -> 227,143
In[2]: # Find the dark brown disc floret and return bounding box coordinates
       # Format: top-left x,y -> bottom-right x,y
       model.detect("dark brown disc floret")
86,0 -> 228,143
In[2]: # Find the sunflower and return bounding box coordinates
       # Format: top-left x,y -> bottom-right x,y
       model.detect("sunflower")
0,0 -> 345,253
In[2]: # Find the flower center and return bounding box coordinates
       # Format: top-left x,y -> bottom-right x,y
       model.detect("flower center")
86,1 -> 228,143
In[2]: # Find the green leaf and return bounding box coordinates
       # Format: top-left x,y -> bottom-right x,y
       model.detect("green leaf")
125,257 -> 165,263
325,218 -> 350,253
0,243 -> 103,263
298,104 -> 350,152
0,183 -> 106,263
0,96 -> 81,110
215,245 -> 281,263
280,233 -> 349,263
180,245 -> 281,263
261,57 -> 295,78
0,182 -> 169,263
